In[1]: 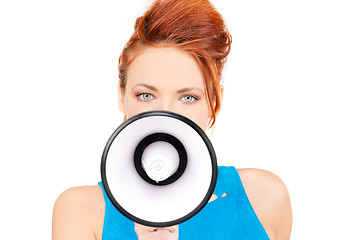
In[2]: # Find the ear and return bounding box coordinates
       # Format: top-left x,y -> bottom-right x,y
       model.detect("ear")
118,83 -> 126,114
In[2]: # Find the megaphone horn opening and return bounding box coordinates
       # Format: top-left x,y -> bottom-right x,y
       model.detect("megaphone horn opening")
134,133 -> 187,186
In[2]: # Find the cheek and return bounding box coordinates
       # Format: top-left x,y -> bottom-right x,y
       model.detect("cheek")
193,101 -> 212,129
123,97 -> 139,119
194,113 -> 211,130
125,105 -> 143,119
180,108 -> 210,131
124,98 -> 156,119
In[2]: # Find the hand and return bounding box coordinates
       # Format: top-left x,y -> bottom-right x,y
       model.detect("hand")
134,223 -> 179,240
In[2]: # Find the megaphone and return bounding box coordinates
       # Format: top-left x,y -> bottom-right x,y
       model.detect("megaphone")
101,111 -> 217,227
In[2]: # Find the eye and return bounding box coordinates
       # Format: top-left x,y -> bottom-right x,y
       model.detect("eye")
136,93 -> 155,101
180,95 -> 199,104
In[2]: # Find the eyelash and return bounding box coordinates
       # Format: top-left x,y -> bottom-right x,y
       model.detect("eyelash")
180,95 -> 200,104
135,93 -> 200,104
136,93 -> 155,102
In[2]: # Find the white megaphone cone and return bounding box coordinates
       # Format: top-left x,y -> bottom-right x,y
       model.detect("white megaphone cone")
101,110 -> 217,227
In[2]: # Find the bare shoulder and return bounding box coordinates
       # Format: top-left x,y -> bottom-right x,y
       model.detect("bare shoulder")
237,168 -> 290,204
237,168 -> 292,240
52,185 -> 105,240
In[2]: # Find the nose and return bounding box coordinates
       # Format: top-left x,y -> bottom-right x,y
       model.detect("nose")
159,100 -> 175,113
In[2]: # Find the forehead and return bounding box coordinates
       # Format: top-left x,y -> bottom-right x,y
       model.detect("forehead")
126,47 -> 205,89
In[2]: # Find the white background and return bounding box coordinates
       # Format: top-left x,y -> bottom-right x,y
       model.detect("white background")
0,0 -> 340,239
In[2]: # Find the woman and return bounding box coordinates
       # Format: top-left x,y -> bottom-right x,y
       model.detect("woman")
52,0 -> 292,239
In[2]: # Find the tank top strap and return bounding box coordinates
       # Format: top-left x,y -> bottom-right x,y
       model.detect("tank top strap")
215,166 -> 244,196
98,181 -> 111,204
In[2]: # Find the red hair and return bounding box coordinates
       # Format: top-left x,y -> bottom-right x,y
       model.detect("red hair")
119,0 -> 232,127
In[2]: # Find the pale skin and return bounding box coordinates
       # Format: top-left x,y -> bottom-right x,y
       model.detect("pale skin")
52,47 -> 292,240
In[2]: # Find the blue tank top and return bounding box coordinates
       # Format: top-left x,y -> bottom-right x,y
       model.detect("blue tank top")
98,166 -> 269,239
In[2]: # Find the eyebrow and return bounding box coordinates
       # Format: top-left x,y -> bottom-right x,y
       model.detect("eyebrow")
176,87 -> 204,94
133,83 -> 158,92
133,83 -> 204,94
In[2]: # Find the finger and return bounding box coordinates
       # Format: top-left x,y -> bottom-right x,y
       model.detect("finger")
134,223 -> 158,232
158,225 -> 178,233
134,223 -> 178,233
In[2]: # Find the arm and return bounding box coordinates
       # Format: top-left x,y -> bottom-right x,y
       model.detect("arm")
52,186 -> 104,240
52,185 -> 178,240
238,169 -> 292,240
